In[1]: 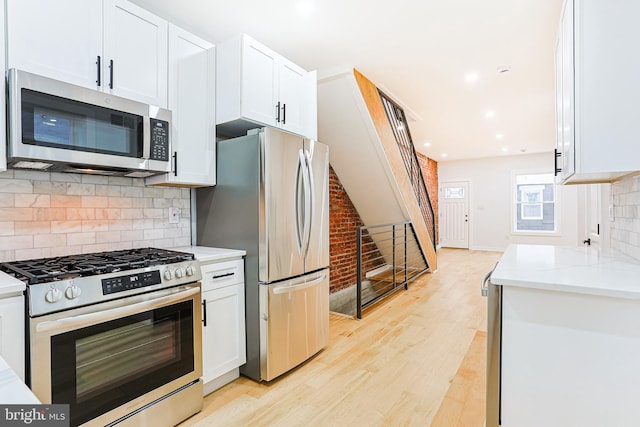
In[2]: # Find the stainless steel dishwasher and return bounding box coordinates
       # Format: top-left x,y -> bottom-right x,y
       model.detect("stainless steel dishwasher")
482,264 -> 501,427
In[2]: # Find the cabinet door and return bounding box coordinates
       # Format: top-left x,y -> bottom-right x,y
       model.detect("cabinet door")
147,25 -> 216,187
241,36 -> 278,126
560,0 -> 575,180
0,296 -> 25,381
103,0 -> 168,107
0,0 -> 6,172
278,59 -> 308,137
6,0 -> 102,89
554,31 -> 563,182
201,284 -> 246,384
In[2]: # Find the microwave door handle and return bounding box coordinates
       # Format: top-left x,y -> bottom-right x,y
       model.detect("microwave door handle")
142,117 -> 151,160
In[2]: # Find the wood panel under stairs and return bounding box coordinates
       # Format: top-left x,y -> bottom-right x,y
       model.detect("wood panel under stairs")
318,69 -> 437,271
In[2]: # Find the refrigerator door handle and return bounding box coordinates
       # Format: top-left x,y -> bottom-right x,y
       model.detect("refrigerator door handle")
272,273 -> 328,294
303,149 -> 314,260
294,150 -> 305,254
299,149 -> 311,259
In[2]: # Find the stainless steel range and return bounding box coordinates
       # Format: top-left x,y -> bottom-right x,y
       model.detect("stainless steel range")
0,248 -> 204,427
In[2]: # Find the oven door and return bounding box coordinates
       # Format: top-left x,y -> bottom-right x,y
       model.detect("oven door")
29,284 -> 202,427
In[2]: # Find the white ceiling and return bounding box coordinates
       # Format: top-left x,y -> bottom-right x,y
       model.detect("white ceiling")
131,0 -> 563,162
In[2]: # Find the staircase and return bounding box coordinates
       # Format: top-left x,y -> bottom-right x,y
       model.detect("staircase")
318,69 -> 437,273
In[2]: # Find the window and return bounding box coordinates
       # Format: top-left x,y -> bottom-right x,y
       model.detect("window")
514,173 -> 557,233
444,187 -> 465,199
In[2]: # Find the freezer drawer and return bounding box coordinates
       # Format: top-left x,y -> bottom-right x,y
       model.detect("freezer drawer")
259,269 -> 329,381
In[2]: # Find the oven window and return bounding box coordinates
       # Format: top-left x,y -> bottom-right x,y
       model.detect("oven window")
51,300 -> 194,426
21,89 -> 143,158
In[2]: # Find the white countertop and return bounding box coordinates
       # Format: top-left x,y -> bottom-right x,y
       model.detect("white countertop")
492,244 -> 640,299
0,271 -> 25,298
173,246 -> 246,263
0,356 -> 39,404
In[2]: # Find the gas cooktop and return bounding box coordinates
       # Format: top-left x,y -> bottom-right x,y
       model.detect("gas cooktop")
0,248 -> 201,317
0,247 -> 195,285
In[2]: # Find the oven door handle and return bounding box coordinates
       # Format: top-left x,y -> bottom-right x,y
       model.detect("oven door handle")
35,286 -> 200,334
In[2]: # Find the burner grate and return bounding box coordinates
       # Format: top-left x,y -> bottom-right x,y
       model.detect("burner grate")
0,248 -> 195,284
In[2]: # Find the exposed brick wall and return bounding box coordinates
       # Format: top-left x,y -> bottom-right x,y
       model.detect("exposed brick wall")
329,165 -> 384,294
329,155 -> 438,294
417,153 -> 439,245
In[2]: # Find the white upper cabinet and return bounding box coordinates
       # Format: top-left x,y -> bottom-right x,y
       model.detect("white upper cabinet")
216,33 -> 318,139
555,0 -> 640,184
6,0 -> 168,108
6,0 -> 103,90
146,25 -> 216,187
0,0 -> 5,172
240,39 -> 278,127
102,0 -> 167,107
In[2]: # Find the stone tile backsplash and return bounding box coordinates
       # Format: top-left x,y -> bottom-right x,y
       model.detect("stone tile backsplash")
0,169 -> 191,262
610,174 -> 640,260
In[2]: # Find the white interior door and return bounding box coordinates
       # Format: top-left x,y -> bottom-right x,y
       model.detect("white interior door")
440,181 -> 470,249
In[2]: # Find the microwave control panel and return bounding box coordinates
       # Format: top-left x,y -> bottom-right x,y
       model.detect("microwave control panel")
149,119 -> 169,161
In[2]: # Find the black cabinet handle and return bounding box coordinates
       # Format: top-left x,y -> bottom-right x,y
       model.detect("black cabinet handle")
212,272 -> 234,280
109,59 -> 114,89
173,152 -> 178,177
583,238 -> 591,246
554,148 -> 562,176
202,299 -> 207,327
282,103 -> 286,124
276,102 -> 281,123
96,56 -> 101,86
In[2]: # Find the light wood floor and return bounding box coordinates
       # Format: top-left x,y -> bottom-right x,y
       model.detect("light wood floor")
180,248 -> 502,427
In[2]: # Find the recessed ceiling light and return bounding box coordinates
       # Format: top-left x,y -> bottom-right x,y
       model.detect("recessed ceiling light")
296,0 -> 315,16
441,153 -> 448,158
465,73 -> 479,83
501,147 -> 509,152
496,133 -> 504,140
424,142 -> 431,147
485,110 -> 495,119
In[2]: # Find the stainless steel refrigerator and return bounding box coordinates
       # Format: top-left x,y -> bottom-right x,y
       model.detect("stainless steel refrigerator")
196,127 -> 330,382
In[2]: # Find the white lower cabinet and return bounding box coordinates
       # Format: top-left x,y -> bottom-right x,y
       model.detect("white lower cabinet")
0,295 -> 25,381
200,258 -> 246,395
502,286 -> 640,426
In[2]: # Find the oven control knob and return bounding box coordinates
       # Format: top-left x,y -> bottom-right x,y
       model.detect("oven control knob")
164,268 -> 173,280
175,267 -> 184,278
186,265 -> 196,277
45,288 -> 62,303
65,284 -> 81,300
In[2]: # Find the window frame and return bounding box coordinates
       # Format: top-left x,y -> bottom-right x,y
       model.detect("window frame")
511,170 -> 561,236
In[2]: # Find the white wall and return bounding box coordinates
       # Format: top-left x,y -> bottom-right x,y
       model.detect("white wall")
438,152 -> 580,251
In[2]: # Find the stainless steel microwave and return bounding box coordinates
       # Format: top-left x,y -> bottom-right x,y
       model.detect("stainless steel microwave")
7,69 -> 172,177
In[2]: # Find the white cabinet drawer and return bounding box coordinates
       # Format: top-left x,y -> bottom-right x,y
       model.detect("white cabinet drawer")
200,259 -> 244,292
